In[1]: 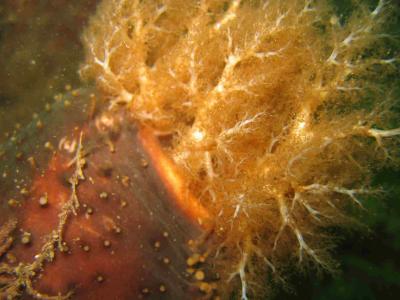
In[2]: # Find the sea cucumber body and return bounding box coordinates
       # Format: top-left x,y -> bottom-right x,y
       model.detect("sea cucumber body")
0,91 -> 213,299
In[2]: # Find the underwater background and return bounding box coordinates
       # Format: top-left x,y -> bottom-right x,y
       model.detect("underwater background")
0,0 -> 399,299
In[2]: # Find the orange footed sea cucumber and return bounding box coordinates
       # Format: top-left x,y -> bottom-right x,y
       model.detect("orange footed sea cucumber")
1,0 -> 400,299
0,92 -> 215,299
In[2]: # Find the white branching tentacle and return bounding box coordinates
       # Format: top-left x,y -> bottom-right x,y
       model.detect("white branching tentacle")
233,194 -> 248,219
274,194 -> 330,268
368,127 -> 400,140
273,195 -> 290,250
219,112 -> 265,141
355,126 -> 400,158
214,0 -> 242,31
371,0 -> 386,17
228,250 -> 249,300
239,253 -> 249,300
88,27 -> 133,105
293,228 -> 325,266
214,112 -> 264,161
291,192 -> 322,221
204,151 -> 216,179
302,183 -> 372,208
286,137 -> 332,176
300,0 -> 316,16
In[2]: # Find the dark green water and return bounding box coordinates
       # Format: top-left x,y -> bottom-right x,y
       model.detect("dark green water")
275,168 -> 400,299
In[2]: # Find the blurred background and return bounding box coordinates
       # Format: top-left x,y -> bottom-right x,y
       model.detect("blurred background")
0,1 -> 399,299
0,0 -> 98,143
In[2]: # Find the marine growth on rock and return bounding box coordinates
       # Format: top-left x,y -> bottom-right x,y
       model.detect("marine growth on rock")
0,0 -> 399,299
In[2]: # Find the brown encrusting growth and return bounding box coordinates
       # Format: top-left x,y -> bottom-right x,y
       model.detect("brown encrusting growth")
0,0 -> 399,299
80,0 -> 399,298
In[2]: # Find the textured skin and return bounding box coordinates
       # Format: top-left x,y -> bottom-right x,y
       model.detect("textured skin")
0,91 -> 214,299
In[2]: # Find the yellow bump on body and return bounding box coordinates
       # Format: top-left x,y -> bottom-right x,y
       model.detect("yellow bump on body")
114,226 -> 122,234
99,192 -> 108,199
186,253 -> 200,266
21,232 -> 32,245
20,188 -> 29,196
140,158 -> 149,168
199,282 -> 212,293
8,199 -> 19,208
15,152 -> 23,160
121,176 -> 130,187
27,156 -> 36,168
44,141 -> 54,151
6,253 -> 17,264
36,120 -> 43,129
194,270 -> 205,281
154,241 -> 161,249
39,194 -> 48,207
163,257 -> 170,264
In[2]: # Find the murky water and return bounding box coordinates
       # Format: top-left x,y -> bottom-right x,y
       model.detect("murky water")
0,1 -> 399,299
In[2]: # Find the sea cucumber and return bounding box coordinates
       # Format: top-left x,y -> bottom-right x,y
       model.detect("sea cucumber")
1,0 -> 399,299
